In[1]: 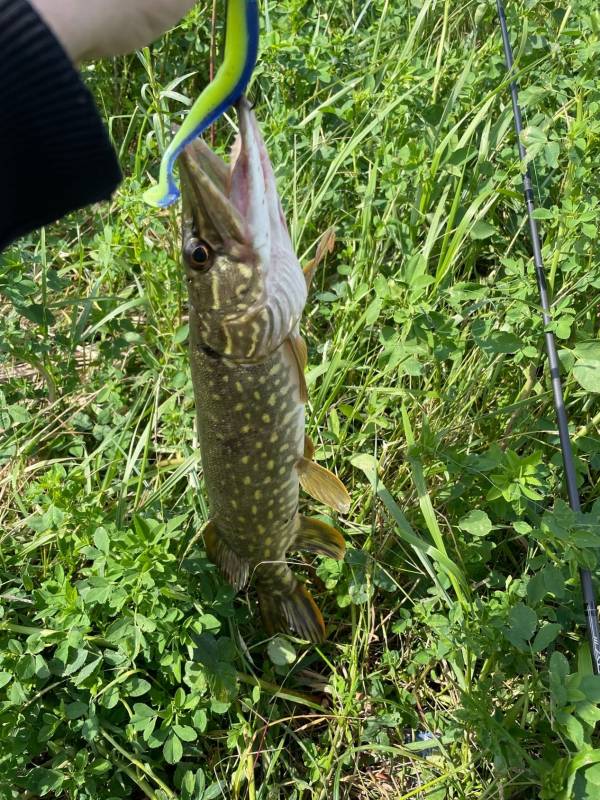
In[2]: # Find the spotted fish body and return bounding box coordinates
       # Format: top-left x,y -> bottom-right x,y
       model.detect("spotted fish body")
190,331 -> 308,613
180,99 -> 350,642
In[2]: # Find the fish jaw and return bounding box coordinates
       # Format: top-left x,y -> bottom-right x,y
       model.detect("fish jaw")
179,98 -> 307,362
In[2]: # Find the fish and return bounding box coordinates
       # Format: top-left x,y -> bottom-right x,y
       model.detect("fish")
144,0 -> 259,208
179,97 -> 350,642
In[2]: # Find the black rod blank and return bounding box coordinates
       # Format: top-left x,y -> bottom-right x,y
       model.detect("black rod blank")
496,0 -> 600,673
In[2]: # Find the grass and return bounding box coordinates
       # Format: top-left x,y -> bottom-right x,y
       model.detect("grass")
1,0 -> 600,797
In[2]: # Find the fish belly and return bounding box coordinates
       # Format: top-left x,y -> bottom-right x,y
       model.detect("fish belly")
189,328 -> 304,566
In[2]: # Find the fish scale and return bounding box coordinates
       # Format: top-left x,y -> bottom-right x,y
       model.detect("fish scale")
190,324 -> 303,567
180,98 -> 351,642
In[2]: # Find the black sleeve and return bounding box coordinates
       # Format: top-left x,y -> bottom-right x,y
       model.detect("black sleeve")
0,0 -> 122,250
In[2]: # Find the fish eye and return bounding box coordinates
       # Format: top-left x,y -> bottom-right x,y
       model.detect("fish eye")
184,238 -> 213,271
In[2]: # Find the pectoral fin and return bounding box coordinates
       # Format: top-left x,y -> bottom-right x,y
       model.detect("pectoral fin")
296,457 -> 351,514
303,227 -> 336,290
295,515 -> 346,560
304,434 -> 315,460
203,520 -> 249,592
287,334 -> 308,403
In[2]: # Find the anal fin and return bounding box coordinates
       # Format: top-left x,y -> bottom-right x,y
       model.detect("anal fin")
295,516 -> 346,560
258,583 -> 326,643
296,457 -> 351,514
203,520 -> 249,592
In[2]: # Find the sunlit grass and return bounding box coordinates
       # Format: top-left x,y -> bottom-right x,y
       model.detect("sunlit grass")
1,1 -> 600,798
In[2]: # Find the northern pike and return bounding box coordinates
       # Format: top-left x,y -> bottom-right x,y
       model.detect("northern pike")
179,98 -> 350,642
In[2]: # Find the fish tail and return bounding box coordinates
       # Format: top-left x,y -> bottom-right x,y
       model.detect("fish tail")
258,583 -> 326,643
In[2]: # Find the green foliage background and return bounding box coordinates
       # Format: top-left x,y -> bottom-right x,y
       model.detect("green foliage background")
1,0 -> 600,797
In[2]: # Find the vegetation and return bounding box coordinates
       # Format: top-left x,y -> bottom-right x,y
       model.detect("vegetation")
1,0 -> 600,797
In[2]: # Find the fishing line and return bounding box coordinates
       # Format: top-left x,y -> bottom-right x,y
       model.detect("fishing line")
495,0 -> 600,674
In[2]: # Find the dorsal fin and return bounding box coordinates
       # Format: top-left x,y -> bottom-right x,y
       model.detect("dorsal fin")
203,520 -> 249,592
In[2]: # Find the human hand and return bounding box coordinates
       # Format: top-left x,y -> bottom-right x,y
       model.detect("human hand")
29,0 -> 197,63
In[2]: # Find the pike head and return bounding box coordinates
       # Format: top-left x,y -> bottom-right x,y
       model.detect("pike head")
179,98 -> 306,361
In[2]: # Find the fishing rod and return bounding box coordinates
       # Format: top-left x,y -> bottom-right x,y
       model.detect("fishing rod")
495,0 -> 600,674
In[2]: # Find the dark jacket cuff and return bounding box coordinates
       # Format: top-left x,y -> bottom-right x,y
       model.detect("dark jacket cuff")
0,0 -> 122,250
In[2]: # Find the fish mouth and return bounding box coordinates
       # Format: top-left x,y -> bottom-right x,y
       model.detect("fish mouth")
179,97 -> 307,361
179,114 -> 245,250
179,97 -> 295,269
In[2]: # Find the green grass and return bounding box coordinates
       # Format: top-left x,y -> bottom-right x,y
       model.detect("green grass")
1,1 -> 600,797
